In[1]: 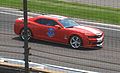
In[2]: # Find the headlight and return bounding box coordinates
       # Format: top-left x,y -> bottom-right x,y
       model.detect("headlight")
85,33 -> 103,38
88,34 -> 102,38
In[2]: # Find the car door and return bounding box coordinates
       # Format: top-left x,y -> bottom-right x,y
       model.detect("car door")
33,18 -> 49,40
45,20 -> 68,43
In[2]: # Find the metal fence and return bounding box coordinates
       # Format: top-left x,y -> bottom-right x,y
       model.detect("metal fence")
0,0 -> 120,73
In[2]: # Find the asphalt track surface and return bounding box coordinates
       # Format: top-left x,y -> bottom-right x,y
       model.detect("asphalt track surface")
0,8 -> 120,73
65,0 -> 120,8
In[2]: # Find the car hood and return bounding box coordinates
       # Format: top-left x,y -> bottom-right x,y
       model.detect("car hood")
68,25 -> 103,36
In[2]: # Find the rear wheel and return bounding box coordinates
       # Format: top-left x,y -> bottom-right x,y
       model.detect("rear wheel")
20,29 -> 32,41
69,35 -> 82,49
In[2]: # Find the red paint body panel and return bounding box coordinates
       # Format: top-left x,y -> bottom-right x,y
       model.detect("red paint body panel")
14,15 -> 104,48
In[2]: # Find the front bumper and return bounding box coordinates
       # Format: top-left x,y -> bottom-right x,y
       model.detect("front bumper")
83,34 -> 104,48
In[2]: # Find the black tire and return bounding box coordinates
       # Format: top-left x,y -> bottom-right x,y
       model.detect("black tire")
69,35 -> 82,49
20,28 -> 32,41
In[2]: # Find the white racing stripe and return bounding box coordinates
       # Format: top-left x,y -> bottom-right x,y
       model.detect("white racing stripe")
74,26 -> 102,35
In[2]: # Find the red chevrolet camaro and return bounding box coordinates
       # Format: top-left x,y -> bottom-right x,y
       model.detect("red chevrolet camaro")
14,15 -> 104,49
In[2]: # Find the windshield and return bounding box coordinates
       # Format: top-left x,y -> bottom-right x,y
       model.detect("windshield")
59,18 -> 80,28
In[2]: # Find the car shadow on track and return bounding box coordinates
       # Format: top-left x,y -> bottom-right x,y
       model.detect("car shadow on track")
12,37 -> 101,51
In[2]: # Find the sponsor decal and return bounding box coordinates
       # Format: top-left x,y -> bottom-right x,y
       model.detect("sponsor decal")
47,28 -> 55,37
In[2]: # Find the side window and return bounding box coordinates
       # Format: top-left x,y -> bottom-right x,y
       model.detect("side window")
47,20 -> 58,26
35,18 -> 49,25
35,18 -> 58,26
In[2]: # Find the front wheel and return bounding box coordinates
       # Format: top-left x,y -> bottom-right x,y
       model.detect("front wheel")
69,35 -> 82,49
20,29 -> 32,41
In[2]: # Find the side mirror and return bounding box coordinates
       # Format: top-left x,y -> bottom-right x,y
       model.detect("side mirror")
55,25 -> 62,29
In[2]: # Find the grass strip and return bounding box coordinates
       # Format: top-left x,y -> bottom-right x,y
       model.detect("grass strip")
0,0 -> 120,25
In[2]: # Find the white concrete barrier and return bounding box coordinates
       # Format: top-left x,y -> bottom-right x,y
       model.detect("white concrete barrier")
0,57 -> 99,73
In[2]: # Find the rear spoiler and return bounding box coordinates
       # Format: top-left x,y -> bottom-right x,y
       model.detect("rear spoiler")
0,57 -> 99,73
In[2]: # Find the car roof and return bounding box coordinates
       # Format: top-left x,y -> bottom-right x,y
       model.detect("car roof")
38,14 -> 68,20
